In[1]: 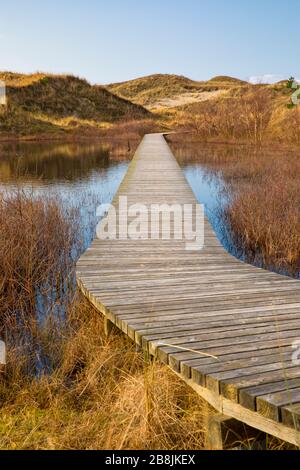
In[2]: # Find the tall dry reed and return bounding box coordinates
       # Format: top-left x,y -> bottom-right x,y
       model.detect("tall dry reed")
0,191 -> 210,450
0,189 -> 293,450
170,141 -> 300,275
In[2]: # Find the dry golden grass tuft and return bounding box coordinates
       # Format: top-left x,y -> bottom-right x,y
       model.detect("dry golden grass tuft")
0,296 -> 211,450
0,190 -> 296,450
170,141 -> 300,275
0,191 -> 209,450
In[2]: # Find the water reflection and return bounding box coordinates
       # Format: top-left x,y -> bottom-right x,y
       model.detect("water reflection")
172,141 -> 300,278
173,143 -> 229,248
1,139 -> 297,278
0,141 -> 133,184
0,140 -> 133,250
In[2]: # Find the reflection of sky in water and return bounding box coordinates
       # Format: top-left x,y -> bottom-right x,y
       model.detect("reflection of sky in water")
0,141 -> 229,253
0,143 -> 131,342
0,142 -> 130,250
2,139 -> 296,287
0,163 -> 129,251
182,164 -> 227,245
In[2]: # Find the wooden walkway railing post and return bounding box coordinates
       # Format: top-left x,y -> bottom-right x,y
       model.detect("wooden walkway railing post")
0,340 -> 6,373
206,413 -> 266,449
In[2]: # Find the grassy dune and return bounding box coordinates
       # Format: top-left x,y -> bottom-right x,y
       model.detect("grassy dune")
0,72 -> 154,139
108,74 -> 300,146
1,72 -> 299,145
107,73 -> 247,108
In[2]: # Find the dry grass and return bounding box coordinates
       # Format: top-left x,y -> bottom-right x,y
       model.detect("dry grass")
223,155 -> 300,274
2,72 -> 298,148
171,82 -> 299,146
0,191 -> 210,450
0,72 -> 49,88
170,141 -> 300,275
0,297 -> 212,450
0,191 -> 78,334
97,118 -> 164,140
0,190 -> 296,450
175,86 -> 274,143
107,74 -> 246,108
0,72 -> 152,138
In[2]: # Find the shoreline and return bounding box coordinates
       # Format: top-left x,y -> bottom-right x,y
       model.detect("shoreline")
0,132 -> 141,145
1,130 -> 299,152
167,132 -> 300,152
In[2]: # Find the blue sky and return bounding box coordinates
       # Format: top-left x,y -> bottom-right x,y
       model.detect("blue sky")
0,0 -> 299,84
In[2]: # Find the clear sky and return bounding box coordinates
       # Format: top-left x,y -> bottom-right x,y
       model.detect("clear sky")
0,0 -> 299,84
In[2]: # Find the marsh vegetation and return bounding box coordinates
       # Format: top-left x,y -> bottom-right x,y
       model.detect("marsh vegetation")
171,141 -> 300,277
0,138 -> 299,450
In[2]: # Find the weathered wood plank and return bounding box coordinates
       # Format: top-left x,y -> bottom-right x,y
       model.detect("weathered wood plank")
282,403 -> 300,430
257,388 -> 300,421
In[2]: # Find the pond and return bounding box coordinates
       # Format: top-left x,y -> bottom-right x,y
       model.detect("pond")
171,141 -> 300,279
0,141 -> 133,250
0,140 -> 228,255
1,139 -> 297,278
1,138 -> 298,367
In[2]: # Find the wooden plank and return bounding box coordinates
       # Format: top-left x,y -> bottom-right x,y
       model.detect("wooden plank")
143,320 -> 300,356
256,388 -> 300,421
220,367 -> 300,403
206,413 -> 265,449
240,380 -> 300,411
168,336 -> 298,374
154,329 -> 300,364
282,403 -> 300,430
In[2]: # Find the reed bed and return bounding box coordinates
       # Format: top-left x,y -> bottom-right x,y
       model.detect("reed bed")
171,85 -> 300,146
170,141 -> 300,276
0,189 -> 294,450
1,296 -> 213,450
0,190 -> 78,335
0,191 -> 210,450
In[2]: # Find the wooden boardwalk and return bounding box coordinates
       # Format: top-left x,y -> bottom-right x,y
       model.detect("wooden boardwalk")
77,134 -> 300,445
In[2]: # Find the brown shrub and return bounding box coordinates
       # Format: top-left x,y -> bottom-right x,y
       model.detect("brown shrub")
174,86 -> 285,144
170,141 -> 300,275
0,190 -> 78,343
0,191 -> 210,450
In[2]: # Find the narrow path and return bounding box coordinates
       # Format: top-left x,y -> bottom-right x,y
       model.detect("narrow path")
77,134 -> 300,445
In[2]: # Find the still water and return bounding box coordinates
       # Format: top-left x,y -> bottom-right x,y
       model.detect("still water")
2,140 -> 294,373
0,141 -> 132,250
0,140 -> 226,253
